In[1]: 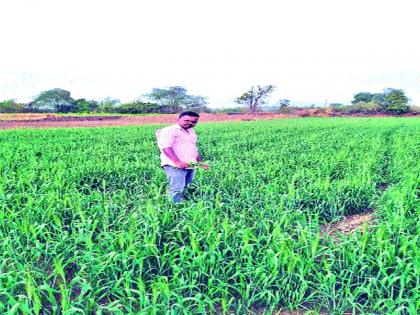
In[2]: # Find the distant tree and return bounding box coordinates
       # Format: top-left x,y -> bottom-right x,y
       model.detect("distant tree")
0,99 -> 25,113
28,88 -> 77,112
97,97 -> 120,113
278,99 -> 290,107
75,99 -> 99,112
354,101 -> 381,113
329,103 -> 343,109
351,92 -> 374,104
235,85 -> 275,114
116,101 -> 161,114
210,107 -> 245,114
185,96 -> 209,111
350,89 -> 409,114
372,93 -> 385,104
380,88 -> 409,114
144,86 -> 208,112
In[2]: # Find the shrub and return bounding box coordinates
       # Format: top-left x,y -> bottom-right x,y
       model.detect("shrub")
0,100 -> 25,113
27,88 -> 77,113
277,105 -> 294,114
115,102 -> 161,114
380,88 -> 409,115
332,101 -> 380,114
75,99 -> 99,113
210,107 -> 246,114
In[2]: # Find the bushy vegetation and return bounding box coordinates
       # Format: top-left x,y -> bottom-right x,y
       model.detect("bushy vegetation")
0,99 -> 25,113
0,118 -> 418,314
0,87 -> 210,114
27,89 -> 78,113
333,88 -> 410,115
209,107 -> 247,114
277,105 -> 296,114
0,87 -> 416,116
332,101 -> 381,114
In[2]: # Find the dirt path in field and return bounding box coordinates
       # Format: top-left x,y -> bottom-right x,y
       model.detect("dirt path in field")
0,113 -> 291,130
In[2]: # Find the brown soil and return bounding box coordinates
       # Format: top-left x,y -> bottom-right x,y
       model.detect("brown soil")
0,113 -> 291,130
320,210 -> 375,241
1,111 -> 416,130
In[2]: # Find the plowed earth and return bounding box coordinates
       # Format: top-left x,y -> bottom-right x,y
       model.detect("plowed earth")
0,113 -> 290,130
1,112 -> 417,130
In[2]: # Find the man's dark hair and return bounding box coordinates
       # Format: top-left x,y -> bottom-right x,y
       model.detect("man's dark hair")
179,111 -> 200,118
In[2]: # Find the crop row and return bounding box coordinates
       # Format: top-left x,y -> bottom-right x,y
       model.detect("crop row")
0,118 -> 418,314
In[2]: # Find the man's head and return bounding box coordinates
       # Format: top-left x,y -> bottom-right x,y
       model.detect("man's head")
177,111 -> 200,130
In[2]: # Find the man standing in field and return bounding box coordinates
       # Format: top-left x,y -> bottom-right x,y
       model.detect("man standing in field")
156,111 -> 209,203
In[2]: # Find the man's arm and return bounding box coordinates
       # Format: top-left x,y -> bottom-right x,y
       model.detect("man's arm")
162,147 -> 189,168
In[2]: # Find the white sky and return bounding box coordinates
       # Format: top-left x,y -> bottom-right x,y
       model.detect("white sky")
1,0 -> 420,107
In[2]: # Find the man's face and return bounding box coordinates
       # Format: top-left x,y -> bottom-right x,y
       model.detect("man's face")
178,115 -> 199,129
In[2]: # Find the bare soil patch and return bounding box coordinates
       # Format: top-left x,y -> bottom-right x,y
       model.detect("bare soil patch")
320,210 -> 375,241
2,111 -> 416,130
0,113 -> 290,130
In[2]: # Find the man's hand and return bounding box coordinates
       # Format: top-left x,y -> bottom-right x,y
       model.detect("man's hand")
162,148 -> 189,169
188,161 -> 210,170
196,155 -> 209,169
175,161 -> 189,169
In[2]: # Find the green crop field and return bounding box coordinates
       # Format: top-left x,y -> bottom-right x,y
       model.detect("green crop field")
0,118 -> 419,314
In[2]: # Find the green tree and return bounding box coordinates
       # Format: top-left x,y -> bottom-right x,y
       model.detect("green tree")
116,101 -> 161,114
329,103 -> 343,108
380,88 -> 409,114
353,101 -> 381,113
97,97 -> 120,113
144,86 -> 208,112
28,88 -> 77,112
351,92 -> 374,104
372,93 -> 385,104
0,99 -> 25,113
278,99 -> 290,107
75,99 -> 99,113
235,85 -> 276,114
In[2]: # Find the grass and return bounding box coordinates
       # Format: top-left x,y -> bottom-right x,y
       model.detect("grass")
0,118 -> 418,314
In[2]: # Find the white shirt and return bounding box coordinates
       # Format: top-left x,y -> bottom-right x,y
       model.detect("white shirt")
156,124 -> 199,167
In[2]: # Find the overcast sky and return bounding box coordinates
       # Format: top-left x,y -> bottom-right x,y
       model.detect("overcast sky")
1,0 -> 420,107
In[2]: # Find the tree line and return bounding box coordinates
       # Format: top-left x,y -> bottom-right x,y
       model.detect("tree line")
0,85 -> 414,115
0,86 -> 210,114
330,88 -> 411,115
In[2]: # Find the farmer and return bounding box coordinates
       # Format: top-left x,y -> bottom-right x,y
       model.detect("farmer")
156,111 -> 209,203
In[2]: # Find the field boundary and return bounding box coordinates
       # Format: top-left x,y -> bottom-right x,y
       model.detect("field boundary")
1,112 -> 418,130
